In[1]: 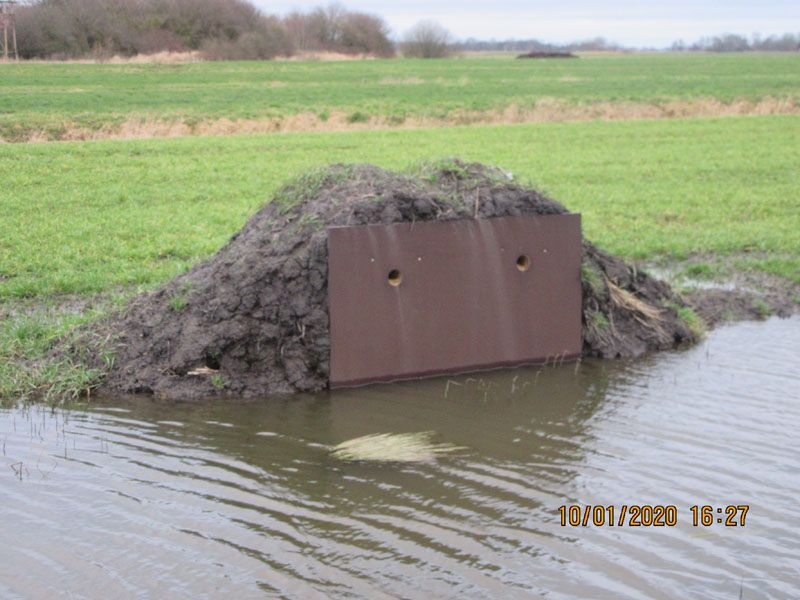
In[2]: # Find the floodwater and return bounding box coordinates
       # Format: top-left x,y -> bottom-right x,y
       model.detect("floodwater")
1,317 -> 799,599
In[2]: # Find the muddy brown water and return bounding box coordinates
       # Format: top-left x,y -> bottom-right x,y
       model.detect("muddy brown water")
2,317 -> 799,599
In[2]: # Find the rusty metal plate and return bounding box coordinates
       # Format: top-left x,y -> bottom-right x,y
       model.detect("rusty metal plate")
327,214 -> 582,388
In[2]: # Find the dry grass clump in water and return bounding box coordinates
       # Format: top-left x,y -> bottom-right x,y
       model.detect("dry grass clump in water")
330,432 -> 465,463
607,278 -> 667,339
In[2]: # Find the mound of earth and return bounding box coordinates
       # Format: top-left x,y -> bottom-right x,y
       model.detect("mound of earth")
517,51 -> 577,59
83,161 -> 698,399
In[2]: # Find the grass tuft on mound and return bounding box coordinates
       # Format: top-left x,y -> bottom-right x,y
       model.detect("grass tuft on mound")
0,306 -> 107,403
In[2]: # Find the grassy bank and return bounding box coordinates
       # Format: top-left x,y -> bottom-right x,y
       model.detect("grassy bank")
1,115 -> 798,400
2,53 -> 800,141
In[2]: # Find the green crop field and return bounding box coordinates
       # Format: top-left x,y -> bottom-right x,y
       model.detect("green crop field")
2,115 -> 798,300
1,53 -> 800,141
1,53 -> 799,401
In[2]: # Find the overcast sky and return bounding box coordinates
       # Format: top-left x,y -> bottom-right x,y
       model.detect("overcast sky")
252,0 -> 800,47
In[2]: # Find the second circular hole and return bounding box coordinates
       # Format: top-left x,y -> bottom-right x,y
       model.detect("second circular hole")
516,255 -> 531,272
388,269 -> 403,286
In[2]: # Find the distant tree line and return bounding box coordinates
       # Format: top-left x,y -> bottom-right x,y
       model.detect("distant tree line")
454,37 -> 624,53
456,33 -> 800,53
13,0 -> 800,60
14,0 -> 399,59
670,33 -> 800,52
400,21 -> 452,58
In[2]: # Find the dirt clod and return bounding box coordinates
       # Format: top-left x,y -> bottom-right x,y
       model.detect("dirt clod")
85,161 -> 699,399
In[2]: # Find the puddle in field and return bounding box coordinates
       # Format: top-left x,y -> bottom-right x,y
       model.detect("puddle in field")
644,265 -> 743,292
1,317 -> 799,598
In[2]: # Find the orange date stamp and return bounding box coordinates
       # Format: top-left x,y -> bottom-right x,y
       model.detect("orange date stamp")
558,505 -> 749,527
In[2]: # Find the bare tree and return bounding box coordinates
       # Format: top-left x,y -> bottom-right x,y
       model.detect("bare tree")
707,33 -> 750,52
282,4 -> 393,56
400,20 -> 452,58
282,10 -> 314,51
200,14 -> 292,60
339,12 -> 393,56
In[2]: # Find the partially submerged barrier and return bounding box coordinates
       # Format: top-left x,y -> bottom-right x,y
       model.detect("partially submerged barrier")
328,214 -> 582,386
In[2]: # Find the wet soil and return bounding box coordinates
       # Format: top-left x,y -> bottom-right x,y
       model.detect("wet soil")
645,254 -> 800,326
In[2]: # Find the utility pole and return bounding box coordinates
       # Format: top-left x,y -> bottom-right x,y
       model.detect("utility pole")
0,1 -> 18,62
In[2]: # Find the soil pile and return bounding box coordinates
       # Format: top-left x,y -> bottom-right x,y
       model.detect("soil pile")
517,51 -> 577,59
87,161 -> 697,399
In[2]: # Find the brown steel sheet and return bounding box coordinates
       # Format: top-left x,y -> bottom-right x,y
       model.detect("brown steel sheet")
327,214 -> 582,387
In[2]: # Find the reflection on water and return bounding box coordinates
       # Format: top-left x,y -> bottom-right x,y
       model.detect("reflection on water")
1,317 -> 799,599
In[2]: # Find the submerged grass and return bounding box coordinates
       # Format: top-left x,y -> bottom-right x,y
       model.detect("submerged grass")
680,262 -> 723,280
330,432 -> 465,463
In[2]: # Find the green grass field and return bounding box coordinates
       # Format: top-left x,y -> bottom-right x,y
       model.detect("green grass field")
2,53 -> 800,140
2,115 -> 798,300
